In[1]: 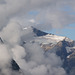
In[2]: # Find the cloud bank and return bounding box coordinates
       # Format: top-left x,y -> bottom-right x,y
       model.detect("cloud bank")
0,0 -> 75,30
0,21 -> 66,75
0,0 -> 75,75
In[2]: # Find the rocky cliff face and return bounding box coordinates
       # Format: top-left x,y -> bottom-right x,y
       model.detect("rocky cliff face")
32,27 -> 75,75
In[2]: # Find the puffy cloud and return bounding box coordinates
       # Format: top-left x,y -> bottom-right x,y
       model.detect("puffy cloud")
0,20 -> 23,45
0,20 -> 67,75
0,44 -> 11,66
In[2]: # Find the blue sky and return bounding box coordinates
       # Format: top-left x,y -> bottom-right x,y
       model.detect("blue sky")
49,7 -> 75,40
28,4 -> 75,40
29,11 -> 75,40
48,24 -> 75,40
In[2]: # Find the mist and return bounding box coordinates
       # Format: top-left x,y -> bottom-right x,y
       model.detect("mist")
0,0 -> 75,75
0,21 -> 67,75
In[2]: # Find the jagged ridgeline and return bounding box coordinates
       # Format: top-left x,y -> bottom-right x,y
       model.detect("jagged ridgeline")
31,27 -> 75,75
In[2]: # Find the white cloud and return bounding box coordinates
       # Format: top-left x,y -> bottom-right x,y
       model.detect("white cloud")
0,0 -> 75,75
0,0 -> 75,30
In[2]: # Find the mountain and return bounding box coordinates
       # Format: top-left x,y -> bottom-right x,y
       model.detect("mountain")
31,27 -> 75,75
0,27 -> 75,75
0,38 -> 22,75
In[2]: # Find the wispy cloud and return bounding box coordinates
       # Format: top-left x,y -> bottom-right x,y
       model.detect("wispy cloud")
0,0 -> 75,30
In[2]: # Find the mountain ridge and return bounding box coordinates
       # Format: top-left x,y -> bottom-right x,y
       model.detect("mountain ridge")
0,27 -> 75,75
31,27 -> 75,75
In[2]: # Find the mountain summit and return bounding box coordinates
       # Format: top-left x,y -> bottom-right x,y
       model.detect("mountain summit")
31,27 -> 75,75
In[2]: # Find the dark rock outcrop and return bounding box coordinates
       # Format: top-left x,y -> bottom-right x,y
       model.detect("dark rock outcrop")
11,59 -> 20,71
32,27 -> 48,36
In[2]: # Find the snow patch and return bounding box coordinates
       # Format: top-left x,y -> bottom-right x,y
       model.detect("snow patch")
38,34 -> 65,42
23,27 -> 28,30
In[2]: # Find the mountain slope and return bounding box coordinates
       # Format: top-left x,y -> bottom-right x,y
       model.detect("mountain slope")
0,27 -> 75,75
31,27 -> 75,75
